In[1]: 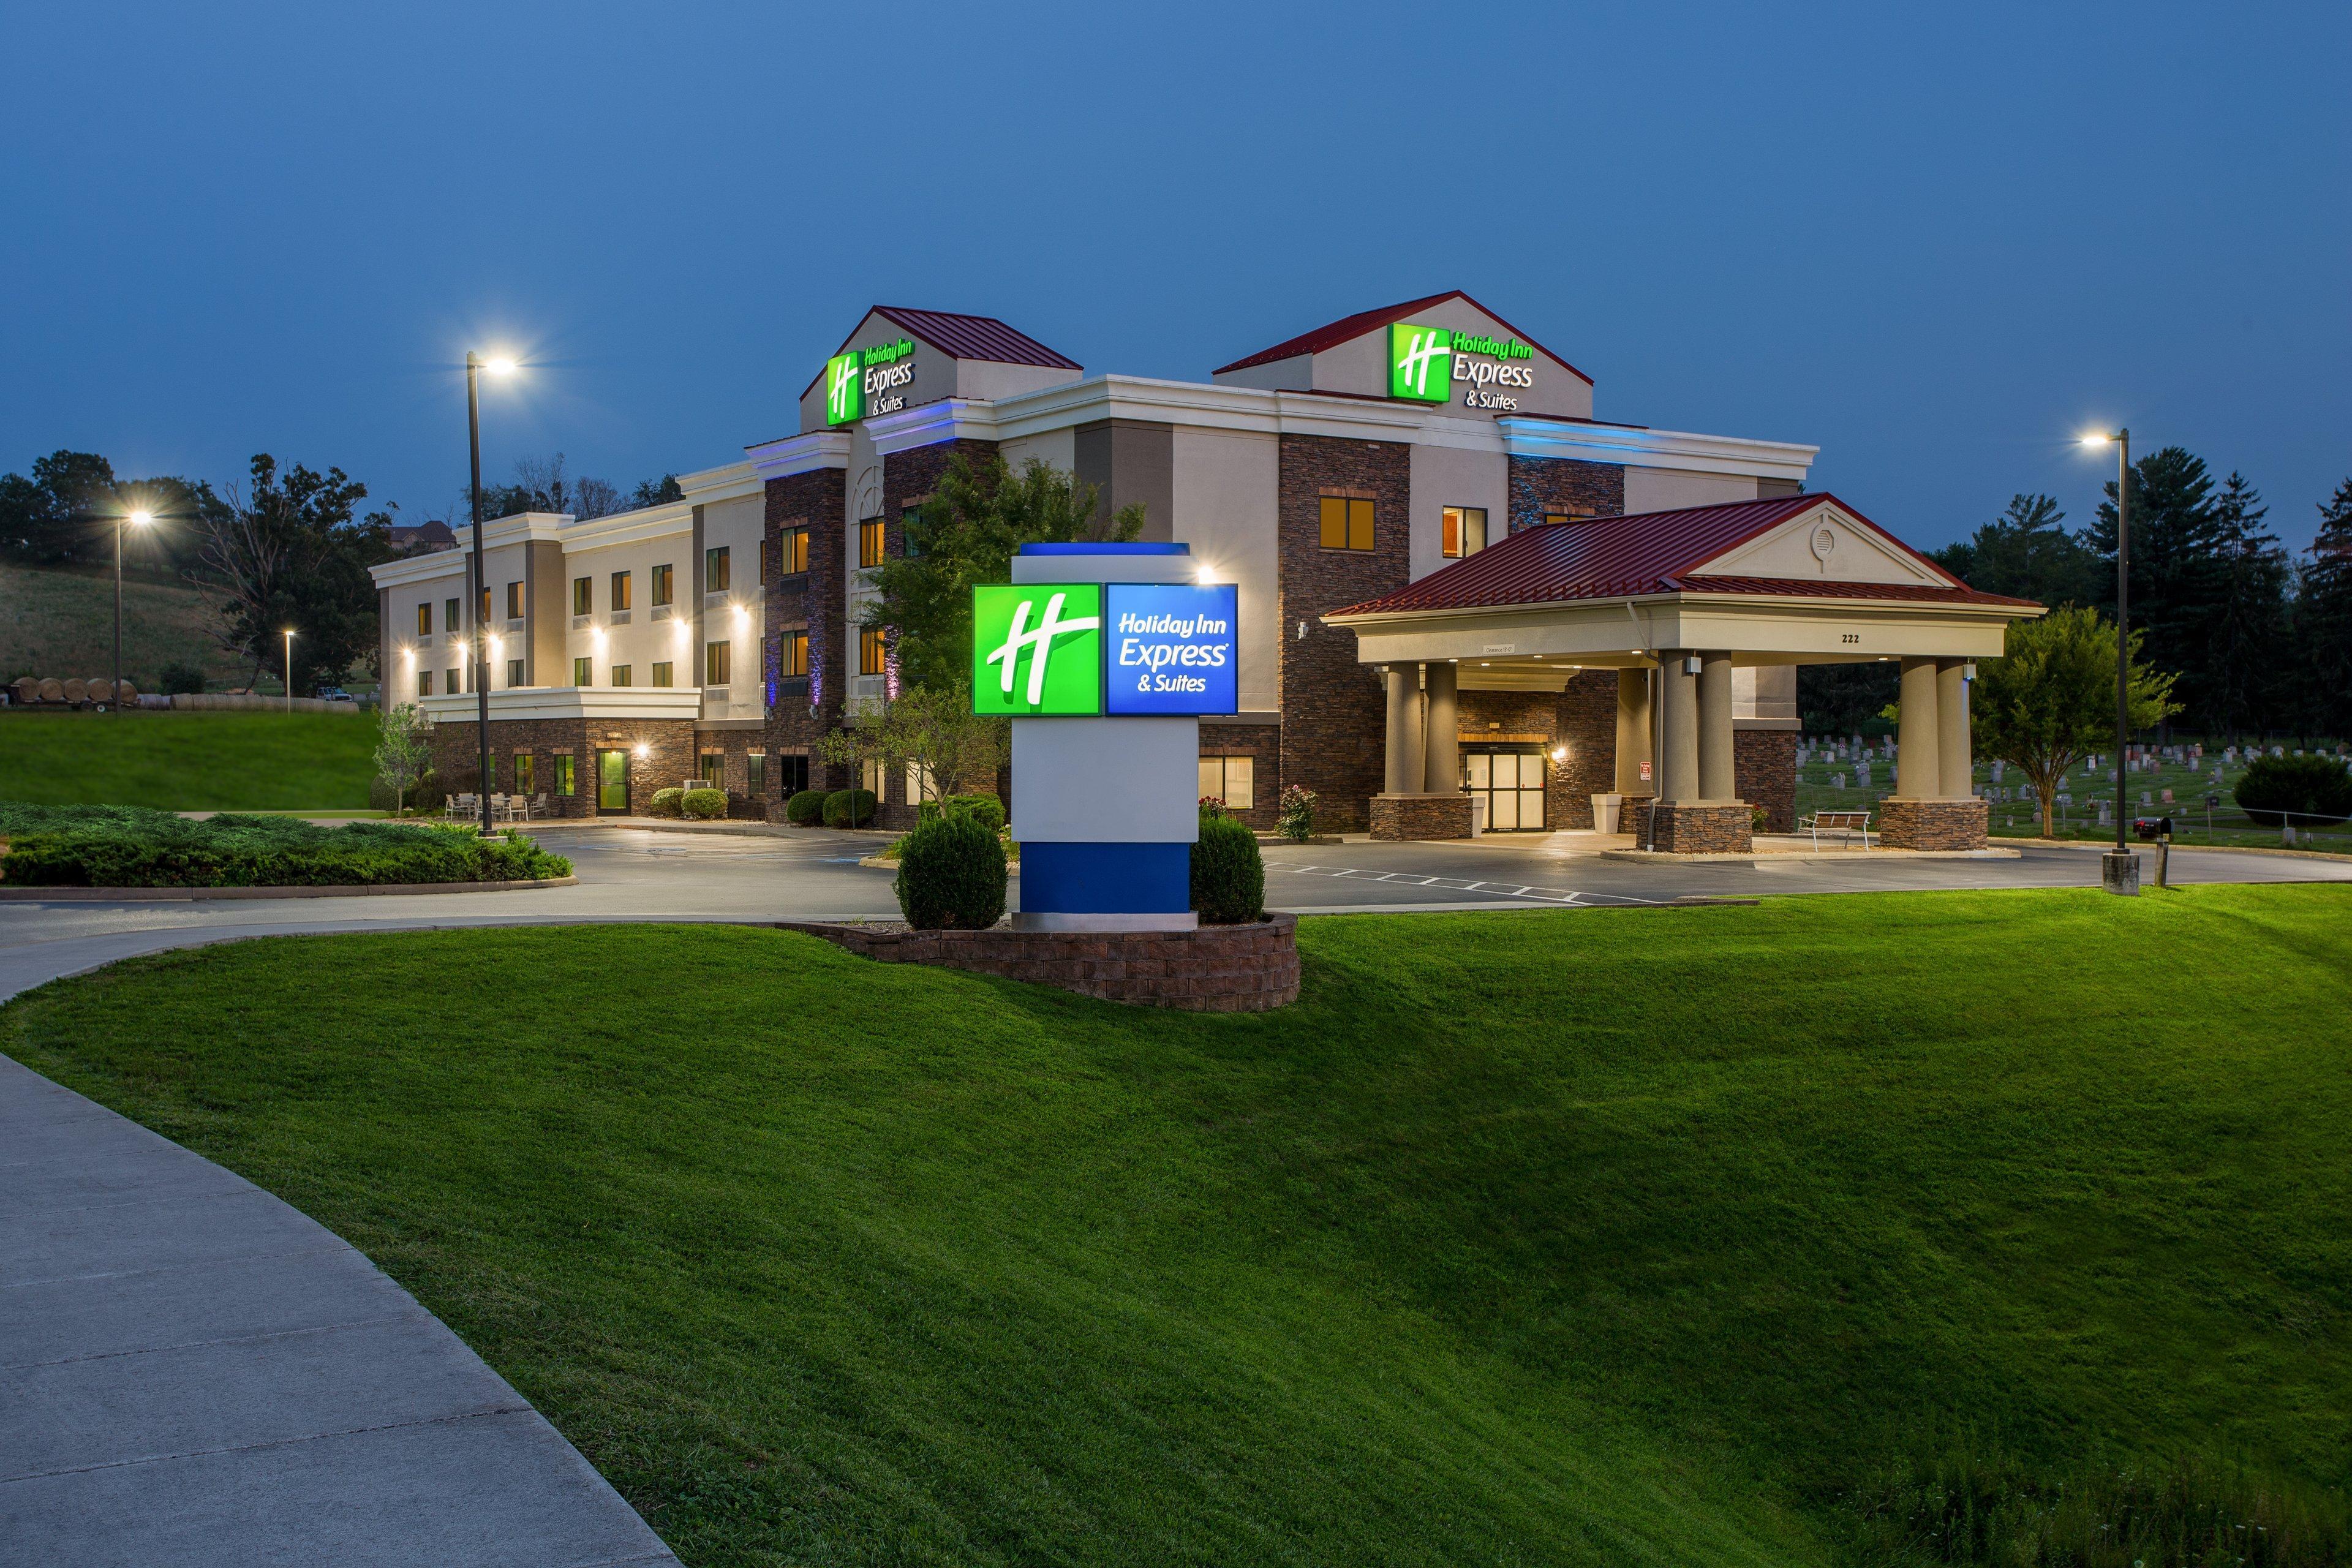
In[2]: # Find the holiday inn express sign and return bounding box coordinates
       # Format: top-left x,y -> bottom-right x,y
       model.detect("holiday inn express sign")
825,335 -> 919,424
1389,321 -> 1537,412
973,581 -> 1237,717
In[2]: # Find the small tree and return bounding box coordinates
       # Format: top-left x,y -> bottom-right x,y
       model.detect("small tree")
1972,606 -> 2179,837
816,682 -> 1009,806
372,702 -> 434,816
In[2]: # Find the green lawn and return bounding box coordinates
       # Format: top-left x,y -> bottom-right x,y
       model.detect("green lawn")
0,710 -> 379,810
6,889 -> 2350,1566
0,560 -> 251,690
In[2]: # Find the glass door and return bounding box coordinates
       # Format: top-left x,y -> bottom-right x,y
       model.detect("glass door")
596,749 -> 629,815
1464,747 -> 1548,831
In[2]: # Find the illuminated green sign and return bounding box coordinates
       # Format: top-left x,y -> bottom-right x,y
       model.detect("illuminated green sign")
824,352 -> 862,424
824,337 -> 919,426
972,583 -> 1103,715
1390,322 -> 1452,402
1390,320 -> 1539,409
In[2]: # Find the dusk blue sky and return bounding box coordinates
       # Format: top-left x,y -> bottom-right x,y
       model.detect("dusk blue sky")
4,2 -> 2345,551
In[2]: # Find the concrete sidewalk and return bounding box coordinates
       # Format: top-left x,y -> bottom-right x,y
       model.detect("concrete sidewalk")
0,1050 -> 676,1566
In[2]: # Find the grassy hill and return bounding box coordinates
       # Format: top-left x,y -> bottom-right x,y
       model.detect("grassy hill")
0,560 -> 252,690
0,710 -> 378,809
7,887 -> 2348,1566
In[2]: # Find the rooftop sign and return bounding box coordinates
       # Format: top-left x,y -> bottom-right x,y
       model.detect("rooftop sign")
1389,320 -> 1539,412
824,335 -> 919,426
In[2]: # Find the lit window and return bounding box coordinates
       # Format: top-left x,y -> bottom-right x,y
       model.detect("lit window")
446,597 -> 462,633
706,545 -> 731,593
906,761 -> 938,805
554,754 -> 576,796
1442,506 -> 1488,559
700,752 -> 725,788
573,656 -> 592,687
706,641 -> 731,685
1319,496 -> 1374,551
651,661 -> 673,688
505,581 -> 523,619
651,562 -> 673,607
858,518 -> 885,568
480,587 -> 491,625
571,578 -> 592,616
859,627 -> 887,675
611,571 -> 631,612
612,665 -> 632,687
417,602 -> 431,636
782,630 -> 809,677
1197,754 -> 1256,810
781,527 -> 809,575
747,752 -> 766,798
514,754 -> 535,795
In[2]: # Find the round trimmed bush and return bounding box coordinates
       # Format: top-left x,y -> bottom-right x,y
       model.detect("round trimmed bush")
894,812 -> 1006,929
648,786 -> 685,820
1191,813 -> 1264,924
681,787 -> 727,820
823,788 -> 878,828
786,788 -> 828,826
2235,753 -> 2352,827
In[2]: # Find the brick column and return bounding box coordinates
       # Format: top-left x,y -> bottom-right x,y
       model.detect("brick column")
1882,655 -> 1987,849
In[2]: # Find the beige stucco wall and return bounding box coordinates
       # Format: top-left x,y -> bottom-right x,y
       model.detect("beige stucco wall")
1624,466 -> 1760,515
1170,425 -> 1280,714
1406,444 -> 1509,582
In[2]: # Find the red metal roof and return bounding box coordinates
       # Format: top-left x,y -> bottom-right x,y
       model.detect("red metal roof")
795,307 -> 1082,404
1212,289 -> 1593,385
1326,494 -> 2039,618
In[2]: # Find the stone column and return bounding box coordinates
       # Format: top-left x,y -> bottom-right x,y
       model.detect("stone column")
1937,659 -> 1972,799
1697,652 -> 1736,802
1656,653 -> 1699,802
1383,664 -> 1423,796
1894,657 -> 1940,799
1613,668 -> 1651,795
1422,660 -> 1460,794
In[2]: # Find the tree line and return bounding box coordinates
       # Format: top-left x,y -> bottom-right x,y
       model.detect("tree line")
1803,448 -> 2352,743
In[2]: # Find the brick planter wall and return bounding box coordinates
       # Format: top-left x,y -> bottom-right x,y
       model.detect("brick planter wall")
1639,801 -> 1754,853
776,914 -> 1300,1012
1735,729 -> 1798,833
1878,797 -> 1989,850
1370,792 -> 1474,840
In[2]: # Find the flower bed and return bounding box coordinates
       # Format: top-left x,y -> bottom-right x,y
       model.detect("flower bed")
0,802 -> 571,888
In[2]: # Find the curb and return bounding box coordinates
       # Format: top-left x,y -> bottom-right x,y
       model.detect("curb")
1994,837 -> 2352,864
1597,848 -> 2022,864
0,875 -> 579,902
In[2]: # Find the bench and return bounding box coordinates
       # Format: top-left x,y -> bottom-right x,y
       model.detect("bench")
1799,809 -> 1873,850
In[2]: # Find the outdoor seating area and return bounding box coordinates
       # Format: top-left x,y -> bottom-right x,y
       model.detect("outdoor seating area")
446,791 -> 550,823
1798,809 -> 1874,850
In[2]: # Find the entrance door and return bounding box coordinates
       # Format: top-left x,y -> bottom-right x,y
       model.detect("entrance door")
595,749 -> 629,815
1464,746 -> 1548,831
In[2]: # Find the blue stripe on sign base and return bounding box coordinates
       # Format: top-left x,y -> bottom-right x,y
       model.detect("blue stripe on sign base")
1019,842 -> 1191,914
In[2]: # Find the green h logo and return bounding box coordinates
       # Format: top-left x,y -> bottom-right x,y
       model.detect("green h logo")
972,584 -> 1103,715
1390,322 -> 1453,402
825,352 -> 863,425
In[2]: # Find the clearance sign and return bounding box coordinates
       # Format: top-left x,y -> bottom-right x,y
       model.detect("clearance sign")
973,582 -> 1237,717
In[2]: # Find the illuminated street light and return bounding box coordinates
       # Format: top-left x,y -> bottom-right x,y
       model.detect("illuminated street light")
110,509 -> 155,710
282,629 -> 296,714
2079,428 -> 2134,886
464,350 -> 521,833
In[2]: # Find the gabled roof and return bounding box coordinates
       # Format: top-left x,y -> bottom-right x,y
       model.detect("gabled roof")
797,307 -> 1081,402
1327,494 -> 2038,619
1212,288 -> 1593,385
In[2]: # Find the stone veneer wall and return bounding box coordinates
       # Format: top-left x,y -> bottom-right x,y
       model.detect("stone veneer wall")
1640,801 -> 1754,854
1277,434 -> 1412,832
431,717 -> 696,818
1505,455 -> 1624,534
777,914 -> 1300,1012
1878,797 -> 1989,850
1369,793 -> 1474,840
764,465 -> 846,794
1453,674 -> 1618,831
1199,720 -> 1281,831
1735,729 -> 1798,833
690,728 -> 770,818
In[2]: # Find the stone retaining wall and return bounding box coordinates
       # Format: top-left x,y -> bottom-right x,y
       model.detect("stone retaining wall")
1640,801 -> 1754,853
776,914 -> 1300,1012
1370,792 -> 1474,840
1879,797 -> 1989,850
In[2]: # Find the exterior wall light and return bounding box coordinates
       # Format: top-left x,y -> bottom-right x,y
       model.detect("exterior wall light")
1550,745 -> 1569,761
633,742 -> 649,760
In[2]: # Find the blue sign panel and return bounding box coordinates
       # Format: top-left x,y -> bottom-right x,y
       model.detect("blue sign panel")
1103,582 -> 1238,715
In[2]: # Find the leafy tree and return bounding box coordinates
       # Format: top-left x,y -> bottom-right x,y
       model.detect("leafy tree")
630,473 -> 683,509
190,454 -> 386,693
2203,472 -> 2290,741
479,455 -> 666,523
2292,479 -> 2352,740
867,453 -> 1145,693
1972,605 -> 2180,835
0,452 -> 220,570
1798,661 -> 1899,736
372,703 -> 434,815
2089,446 -> 2225,732
815,681 -> 1010,803
1934,494 -> 2105,608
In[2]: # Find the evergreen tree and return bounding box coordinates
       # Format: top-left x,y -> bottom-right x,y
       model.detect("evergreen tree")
2203,473 -> 2289,742
2090,447 -> 2226,733
2294,478 -> 2352,740
1940,493 -> 2105,607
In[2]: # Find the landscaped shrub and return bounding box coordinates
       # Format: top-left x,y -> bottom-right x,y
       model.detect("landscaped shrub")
1276,784 -> 1317,842
648,787 -> 685,819
785,788 -> 829,826
893,812 -> 1006,929
1191,813 -> 1264,924
823,788 -> 877,828
2235,753 -> 2352,827
159,661 -> 206,696
0,812 -> 571,888
916,792 -> 1006,836
681,788 -> 726,820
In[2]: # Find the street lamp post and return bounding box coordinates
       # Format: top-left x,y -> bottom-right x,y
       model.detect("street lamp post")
464,352 -> 517,837
282,628 -> 296,714
115,510 -> 153,710
2083,428 -> 2133,890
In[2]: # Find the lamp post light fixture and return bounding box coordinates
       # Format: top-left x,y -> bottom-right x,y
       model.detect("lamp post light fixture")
113,509 -> 153,711
466,352 -> 518,835
282,628 -> 296,714
2081,428 -> 2134,890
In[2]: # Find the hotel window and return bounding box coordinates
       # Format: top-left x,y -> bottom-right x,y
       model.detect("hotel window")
905,761 -> 938,805
699,752 -> 724,789
901,506 -> 925,557
573,655 -> 592,687
861,756 -> 885,796
417,602 -> 432,636
781,629 -> 809,677
611,570 -> 631,612
651,661 -> 673,688
705,641 -> 731,686
859,626 -> 887,676
1319,496 -> 1374,551
571,577 -> 592,616
651,562 -> 673,607
514,754 -> 535,796
554,754 -> 576,796
505,581 -> 524,619
780,527 -> 809,575
447,667 -> 461,695
612,665 -> 632,687
858,518 -> 885,568
480,587 -> 491,626
747,752 -> 766,798
1198,754 -> 1256,811
777,754 -> 810,797
445,597 -> 462,634
417,669 -> 432,697
1442,505 -> 1488,559
506,658 -> 524,687
705,545 -> 731,593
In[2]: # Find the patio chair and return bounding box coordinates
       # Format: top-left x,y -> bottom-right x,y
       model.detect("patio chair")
526,792 -> 549,820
